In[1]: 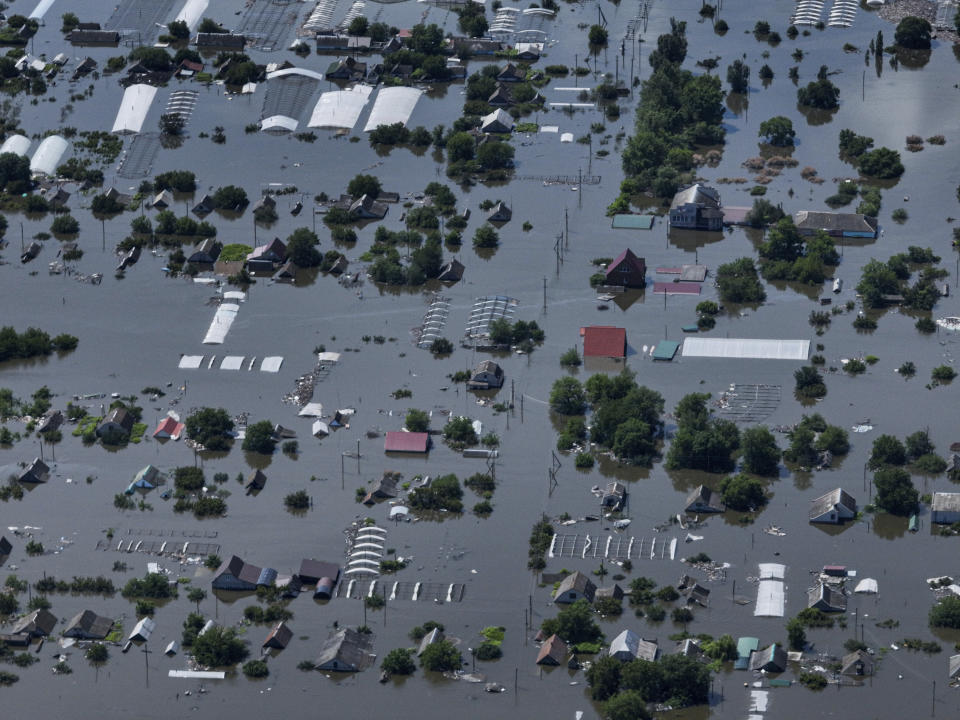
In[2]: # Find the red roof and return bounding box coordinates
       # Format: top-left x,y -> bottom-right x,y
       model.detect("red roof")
153,417 -> 184,439
582,326 -> 626,358
604,248 -> 645,281
384,431 -> 429,453
652,281 -> 701,295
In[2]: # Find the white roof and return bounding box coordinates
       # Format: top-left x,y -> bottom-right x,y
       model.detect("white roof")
168,670 -> 225,679
261,115 -> 299,133
560,133 -> 574,143
241,82 -> 257,94
363,87 -> 423,132
681,338 -> 810,361
29,0 -> 56,20
540,125 -> 559,133
312,420 -> 329,436
854,578 -> 878,594
178,355 -> 204,369
111,84 -> 158,135
758,563 -> 786,580
260,356 -> 283,373
174,0 -> 208,30
129,617 -> 156,641
610,629 -> 640,658
202,304 -> 239,344
298,402 -> 324,417
223,291 -> 246,302
754,579 -> 785,617
220,356 -> 244,370
481,108 -> 514,131
267,67 -> 326,82
389,506 -> 409,518
0,134 -> 30,157
317,351 -> 341,363
30,135 -> 69,177
308,85 -> 374,130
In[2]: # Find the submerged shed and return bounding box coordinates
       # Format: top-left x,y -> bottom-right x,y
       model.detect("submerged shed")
263,621 -> 293,650
536,634 -> 568,666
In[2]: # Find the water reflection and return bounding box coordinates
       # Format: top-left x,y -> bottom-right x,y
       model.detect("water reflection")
870,512 -> 908,540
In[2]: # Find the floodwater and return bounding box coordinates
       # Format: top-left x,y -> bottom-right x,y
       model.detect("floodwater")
2,0 -> 960,718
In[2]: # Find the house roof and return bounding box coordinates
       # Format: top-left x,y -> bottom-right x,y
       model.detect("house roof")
12,609 -> 57,636
384,431 -> 429,453
315,627 -> 374,671
932,492 -> 960,512
437,259 -> 465,281
605,248 -> 646,280
298,558 -> 341,584
582,326 -> 626,358
246,469 -> 267,490
497,62 -> 525,80
536,634 -> 568,665
793,210 -> 878,234
64,609 -> 113,638
264,621 -> 293,649
101,407 -> 134,431
153,416 -> 184,438
20,457 -> 50,483
809,488 -> 857,519
841,649 -> 873,675
951,654 -> 960,679
610,629 -> 640,658
553,571 -> 596,600
473,360 -> 502,377
481,108 -> 514,132
750,643 -> 787,672
807,583 -> 847,611
214,555 -> 263,586
418,627 -> 445,656
670,184 -> 720,210
685,485 -> 724,512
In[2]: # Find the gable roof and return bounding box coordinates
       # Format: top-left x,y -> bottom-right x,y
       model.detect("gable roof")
841,649 -> 873,676
793,211 -> 878,235
12,609 -> 57,636
101,407 -> 134,431
685,485 -> 725,512
384,431 -> 429,453
315,627 -> 374,671
605,248 -> 646,280
536,634 -> 568,665
298,558 -> 341,584
214,555 -> 263,586
20,457 -> 50,483
809,488 -> 857,520
553,571 -> 596,601
263,621 -> 293,649
671,184 -> 720,210
750,643 -> 787,672
153,416 -> 184,439
63,610 -> 114,639
807,582 -> 847,612
582,326 -> 626,358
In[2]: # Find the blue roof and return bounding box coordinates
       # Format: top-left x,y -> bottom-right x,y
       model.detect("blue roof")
257,567 -> 278,587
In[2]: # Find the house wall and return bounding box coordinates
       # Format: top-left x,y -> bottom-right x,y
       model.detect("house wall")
932,509 -> 960,524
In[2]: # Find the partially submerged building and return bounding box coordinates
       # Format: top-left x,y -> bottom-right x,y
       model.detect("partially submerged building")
153,416 -> 184,440
553,571 -> 596,604
536,634 -> 568,666
841,649 -> 874,677
11,609 -> 57,637
807,583 -> 847,613
467,360 -> 504,390
263,621 -> 293,650
63,610 -> 114,640
315,627 -> 375,672
604,249 -> 647,289
19,457 -> 50,484
668,184 -> 723,231
384,431 -> 429,454
601,482 -> 626,510
749,643 -> 787,673
417,627 -> 445,656
298,558 -> 341,586
931,493 -> 960,524
793,210 -> 878,239
97,407 -> 134,438
437,259 -> 465,283
211,555 -> 263,591
582,326 -> 627,359
809,488 -> 857,524
609,629 -> 658,662
188,239 -> 221,264
684,485 -> 725,514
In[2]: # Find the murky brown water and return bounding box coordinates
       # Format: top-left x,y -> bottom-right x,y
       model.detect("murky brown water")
3,0 -> 960,718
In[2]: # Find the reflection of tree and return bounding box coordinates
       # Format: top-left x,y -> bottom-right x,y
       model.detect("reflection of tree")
796,104 -> 837,127
895,48 -> 931,70
725,92 -> 748,117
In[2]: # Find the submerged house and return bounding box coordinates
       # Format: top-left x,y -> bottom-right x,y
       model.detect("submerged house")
481,108 -> 514,134
609,629 -> 658,662
298,559 -> 341,586
126,464 -> 159,493
536,634 -> 568,666
19,457 -> 50,484
211,555 -> 263,591
931,493 -> 960,524
247,238 -> 287,271
97,407 -> 134,438
685,485 -> 725,514
808,488 -> 857,524
497,63 -> 526,82
749,643 -> 787,673
417,627 -> 445,656
350,194 -> 388,220
151,189 -> 174,209
603,248 -> 647,289
793,210 -> 878,239
362,472 -> 399,505
188,239 -> 221,264
553,571 -> 596,604
601,482 -> 626,510
668,184 -> 723,231
129,617 -> 156,642
467,360 -> 504,390
12,609 -> 57,637
315,628 -> 375,672
487,201 -> 512,223
245,469 -> 267,493
841,649 -> 874,677
582,326 -> 626,359
153,416 -> 184,440
437,259 -> 465,283
63,610 -> 114,640
263,621 -> 293,650
807,583 -> 847,613
384,431 -> 429,454
0,536 -> 11,555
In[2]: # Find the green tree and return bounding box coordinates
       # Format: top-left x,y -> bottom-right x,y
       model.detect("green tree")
419,639 -> 461,671
51,215 -> 79,235
198,18 -> 227,33
129,47 -> 173,71
588,25 -> 609,47
540,599 -> 603,644
930,596 -> 960,628
382,648 -> 416,675
347,16 -> 369,36
873,467 -> 918,515
347,174 -> 381,199
585,655 -> 622,701
758,116 -> 795,146
476,141 -> 514,170
159,113 -> 186,136
446,132 -> 475,162
905,430 -> 935,460
409,23 -> 444,55
187,587 -> 206,612
702,634 -> 737,661
550,377 -> 586,415
472,225 -> 499,248
0,153 -> 31,192
184,408 -> 234,451
666,393 -> 740,473
869,434 -> 907,469
857,147 -> 904,179
744,198 -> 785,228
405,409 -> 429,433
717,474 -> 766,511
286,227 -> 322,267
894,16 -> 932,49
604,690 -> 651,720
815,425 -> 849,455
167,20 -> 190,39
797,76 -> 840,110
211,185 -> 248,210
794,366 -> 827,399
726,59 -> 749,93
786,617 -> 806,650
760,217 -> 806,263
741,426 -> 780,476
242,420 -> 276,454
611,418 -> 655,462
191,626 -> 249,667
716,258 -> 766,303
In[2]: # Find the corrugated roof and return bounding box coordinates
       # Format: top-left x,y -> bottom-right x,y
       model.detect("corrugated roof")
384,431 -> 429,453
681,338 -> 810,360
582,326 -> 626,358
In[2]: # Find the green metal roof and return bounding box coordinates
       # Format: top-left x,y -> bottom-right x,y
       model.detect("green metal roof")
652,340 -> 680,361
737,636 -> 759,659
611,214 -> 655,230
681,324 -> 699,333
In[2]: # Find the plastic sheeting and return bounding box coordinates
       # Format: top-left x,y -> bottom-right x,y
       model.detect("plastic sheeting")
681,337 -> 810,361
220,356 -> 244,370
173,0 -> 208,30
754,579 -> 785,617
30,135 -> 69,176
178,355 -> 204,369
29,0 -> 56,19
0,134 -> 30,157
202,302 -> 239,344
854,578 -> 878,594
308,85 -> 374,130
111,84 -> 158,134
363,87 -> 423,132
260,115 -> 299,133
260,356 -> 283,373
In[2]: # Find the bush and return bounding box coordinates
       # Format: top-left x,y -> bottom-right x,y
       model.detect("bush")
241,420 -> 276,454
192,626 -> 249,667
430,337 -> 453,355
475,642 -> 502,660
382,648 -> 416,675
284,490 -> 310,510
420,639 -> 461,671
50,215 -> 79,235
242,660 -> 269,678
575,453 -> 595,469
932,365 -> 957,382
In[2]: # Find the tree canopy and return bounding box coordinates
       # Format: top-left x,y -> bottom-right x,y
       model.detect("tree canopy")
873,467 -> 918,516
184,407 -> 234,451
895,16 -> 932,49
540,599 -> 603,644
716,258 -> 766,303
666,393 -> 740,473
758,116 -> 795,146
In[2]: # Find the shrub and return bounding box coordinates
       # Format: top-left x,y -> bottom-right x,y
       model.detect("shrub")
932,365 -> 957,382
382,648 -> 416,675
242,660 -> 269,678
